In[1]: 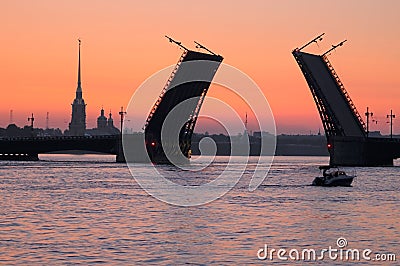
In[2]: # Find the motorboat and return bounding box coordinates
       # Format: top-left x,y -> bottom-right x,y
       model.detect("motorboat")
312,166 -> 355,187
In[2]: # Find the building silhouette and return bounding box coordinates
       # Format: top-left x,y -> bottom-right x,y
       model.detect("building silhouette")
97,108 -> 107,129
63,40 -> 119,136
85,108 -> 119,136
106,110 -> 116,129
68,39 -> 86,136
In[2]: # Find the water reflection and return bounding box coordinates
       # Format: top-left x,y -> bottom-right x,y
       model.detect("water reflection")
0,155 -> 398,264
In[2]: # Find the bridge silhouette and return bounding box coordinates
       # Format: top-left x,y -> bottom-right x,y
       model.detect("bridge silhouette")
293,34 -> 400,166
0,37 -> 222,164
2,35 -> 398,166
0,135 -> 120,161
143,38 -> 223,164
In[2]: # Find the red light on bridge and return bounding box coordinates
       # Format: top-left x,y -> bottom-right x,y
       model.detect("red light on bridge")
151,141 -> 156,147
327,143 -> 332,149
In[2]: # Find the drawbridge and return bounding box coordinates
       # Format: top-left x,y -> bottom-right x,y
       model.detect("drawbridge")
293,34 -> 400,166
0,37 -> 223,164
143,37 -> 223,163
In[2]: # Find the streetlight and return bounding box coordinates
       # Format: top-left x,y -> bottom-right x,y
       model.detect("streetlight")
117,107 -> 127,163
387,110 -> 395,139
365,107 -> 373,137
119,106 -> 127,135
28,113 -> 35,137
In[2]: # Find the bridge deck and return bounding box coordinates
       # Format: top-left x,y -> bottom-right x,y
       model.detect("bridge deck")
0,135 -> 120,155
144,50 -> 223,163
293,51 -> 365,137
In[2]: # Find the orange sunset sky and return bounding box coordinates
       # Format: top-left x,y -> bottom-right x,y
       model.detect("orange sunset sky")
1,1 -> 400,134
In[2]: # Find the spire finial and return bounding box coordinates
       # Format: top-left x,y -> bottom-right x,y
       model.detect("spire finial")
76,38 -> 82,99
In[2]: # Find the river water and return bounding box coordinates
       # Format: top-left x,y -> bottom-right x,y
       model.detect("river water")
0,155 -> 398,265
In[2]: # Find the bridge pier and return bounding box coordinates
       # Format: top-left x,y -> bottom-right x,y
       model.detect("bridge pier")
116,152 -> 126,163
328,136 -> 397,166
0,153 -> 39,161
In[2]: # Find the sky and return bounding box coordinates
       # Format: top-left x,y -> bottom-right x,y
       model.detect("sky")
1,1 -> 400,134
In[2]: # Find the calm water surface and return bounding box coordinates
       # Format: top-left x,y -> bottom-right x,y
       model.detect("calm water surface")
0,155 -> 399,265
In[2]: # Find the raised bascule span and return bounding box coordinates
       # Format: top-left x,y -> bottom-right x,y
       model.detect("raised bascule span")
143,36 -> 223,164
293,33 -> 400,166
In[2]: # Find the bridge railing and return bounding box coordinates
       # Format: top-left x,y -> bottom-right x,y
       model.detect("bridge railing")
144,49 -> 188,129
0,134 -> 119,142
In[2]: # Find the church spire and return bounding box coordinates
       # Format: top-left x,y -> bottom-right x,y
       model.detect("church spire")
68,38 -> 86,136
76,39 -> 82,99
